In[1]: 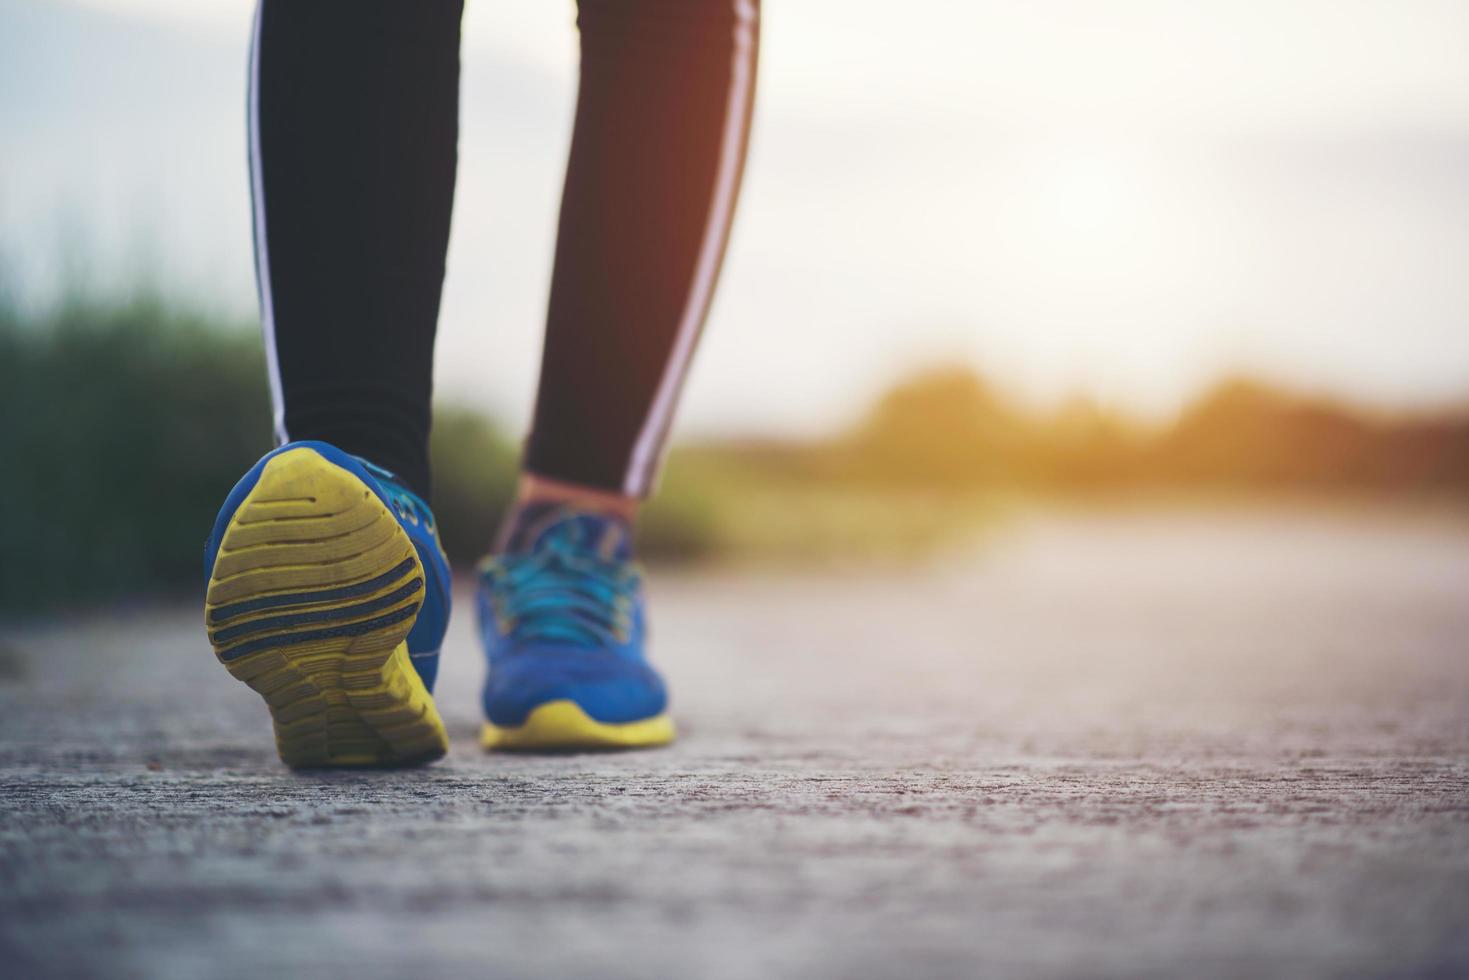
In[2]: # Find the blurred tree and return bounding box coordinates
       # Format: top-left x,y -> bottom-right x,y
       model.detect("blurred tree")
1162,379 -> 1378,488
427,406 -> 518,566
844,367 -> 1027,486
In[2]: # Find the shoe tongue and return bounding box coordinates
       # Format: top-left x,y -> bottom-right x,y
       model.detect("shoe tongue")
500,501 -> 632,561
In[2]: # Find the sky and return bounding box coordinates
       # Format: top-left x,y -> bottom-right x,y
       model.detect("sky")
4,0 -> 1469,437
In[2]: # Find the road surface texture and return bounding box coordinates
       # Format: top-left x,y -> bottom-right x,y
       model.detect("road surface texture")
2,510 -> 1467,979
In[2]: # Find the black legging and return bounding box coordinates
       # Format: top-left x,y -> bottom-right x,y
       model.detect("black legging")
249,0 -> 759,498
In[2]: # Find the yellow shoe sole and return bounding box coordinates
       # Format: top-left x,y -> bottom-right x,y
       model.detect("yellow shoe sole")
480,700 -> 675,752
203,447 -> 448,769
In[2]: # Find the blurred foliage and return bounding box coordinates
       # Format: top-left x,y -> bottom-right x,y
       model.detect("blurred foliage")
0,287 -> 805,612
426,406 -> 517,567
2,287 -> 1467,614
830,366 -> 1469,496
1158,379 -> 1469,491
645,447 -> 1005,566
0,291 -> 272,612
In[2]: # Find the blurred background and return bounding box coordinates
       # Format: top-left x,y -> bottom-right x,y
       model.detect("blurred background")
2,0 -> 1468,611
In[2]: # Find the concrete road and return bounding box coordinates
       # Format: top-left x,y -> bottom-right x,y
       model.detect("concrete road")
2,510 -> 1466,979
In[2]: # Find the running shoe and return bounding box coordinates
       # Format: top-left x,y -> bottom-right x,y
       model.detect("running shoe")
203,441 -> 451,768
476,503 -> 675,750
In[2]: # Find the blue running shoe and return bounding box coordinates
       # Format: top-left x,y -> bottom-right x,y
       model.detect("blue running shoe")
203,441 -> 451,768
476,504 -> 675,750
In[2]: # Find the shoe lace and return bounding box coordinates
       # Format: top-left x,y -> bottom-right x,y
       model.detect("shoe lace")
480,526 -> 638,648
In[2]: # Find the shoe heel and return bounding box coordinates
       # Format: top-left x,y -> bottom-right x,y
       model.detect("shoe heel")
204,447 -> 448,768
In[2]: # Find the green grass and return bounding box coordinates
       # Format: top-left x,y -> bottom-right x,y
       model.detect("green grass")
0,293 -> 273,611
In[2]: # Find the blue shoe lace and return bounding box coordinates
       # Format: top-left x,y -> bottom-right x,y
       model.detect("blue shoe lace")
480,525 -> 638,648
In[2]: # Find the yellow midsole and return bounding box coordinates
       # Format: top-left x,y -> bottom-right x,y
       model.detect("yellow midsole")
481,699 -> 675,751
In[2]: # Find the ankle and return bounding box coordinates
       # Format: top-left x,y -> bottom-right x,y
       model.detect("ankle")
514,472 -> 639,523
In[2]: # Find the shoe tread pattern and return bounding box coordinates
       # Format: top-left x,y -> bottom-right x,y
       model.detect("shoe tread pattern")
203,448 -> 448,768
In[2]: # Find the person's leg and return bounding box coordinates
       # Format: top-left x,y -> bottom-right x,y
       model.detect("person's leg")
201,0 -> 463,768
478,0 -> 760,752
521,0 -> 760,506
251,0 -> 462,498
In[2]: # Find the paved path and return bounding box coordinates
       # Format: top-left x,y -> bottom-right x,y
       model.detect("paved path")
2,511 -> 1467,979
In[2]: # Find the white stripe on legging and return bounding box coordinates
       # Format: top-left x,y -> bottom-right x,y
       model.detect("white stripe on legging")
249,0 -> 288,444
622,0 -> 757,496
